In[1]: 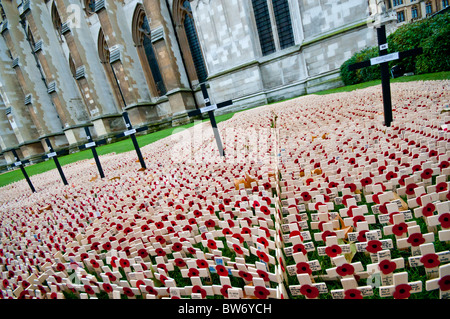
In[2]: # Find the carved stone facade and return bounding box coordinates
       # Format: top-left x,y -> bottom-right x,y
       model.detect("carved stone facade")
0,0 -> 392,167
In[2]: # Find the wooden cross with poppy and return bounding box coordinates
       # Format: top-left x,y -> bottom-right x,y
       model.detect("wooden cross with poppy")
289,273 -> 328,299
366,249 -> 405,286
284,234 -> 315,258
186,276 -> 214,299
408,243 -> 450,279
286,248 -> 321,278
396,224 -> 435,256
425,263 -> 450,299
312,217 -> 346,243
243,277 -> 278,299
383,212 -> 416,241
325,255 -> 365,281
212,276 -> 243,299
330,277 -> 373,299
379,271 -> 422,299
426,201 -> 450,234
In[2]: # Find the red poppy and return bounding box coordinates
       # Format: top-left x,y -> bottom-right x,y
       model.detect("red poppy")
325,245 -> 342,258
344,183 -> 357,192
412,164 -> 422,172
207,239 -> 217,250
188,268 -> 200,277
105,272 -> 117,282
439,161 -> 450,170
263,182 -> 272,190
300,192 -> 311,202
289,230 -> 302,238
137,248 -> 148,258
438,275 -> 450,291
232,233 -> 245,244
174,258 -> 186,268
342,194 -> 354,206
257,269 -> 270,282
260,206 -> 271,215
405,183 -> 418,196
220,285 -> 232,298
256,250 -> 269,263
254,286 -> 270,299
155,248 -> 166,257
393,284 -> 412,299
366,240 -> 383,254
193,209 -> 202,219
422,203 -> 436,217
145,285 -> 158,296
102,283 -> 113,293
357,230 -> 369,242
157,263 -> 168,273
90,259 -> 100,269
352,215 -> 366,227
257,237 -> 269,248
119,258 -> 130,268
392,222 -> 408,236
300,284 -> 319,298
420,168 -> 433,180
155,221 -> 164,229
215,265 -> 229,276
183,224 -> 193,232
420,253 -> 440,268
196,259 -> 208,269
187,247 -> 197,255
344,289 -> 363,299
292,243 -> 307,255
407,233 -> 425,247
360,177 -> 373,187
155,235 -> 166,245
296,262 -> 312,275
379,259 -> 397,275
171,242 -> 183,252
321,230 -> 337,242
336,263 -> 355,277
239,270 -> 253,282
386,171 -> 398,181
123,287 -> 135,297
56,263 -> 66,272
436,182 -> 448,193
84,285 -> 95,295
102,242 -> 112,251
205,219 -> 216,228
398,175 -> 409,186
439,213 -> 450,228
241,227 -> 252,235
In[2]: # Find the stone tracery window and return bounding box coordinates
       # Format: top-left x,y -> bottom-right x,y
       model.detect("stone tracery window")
132,4 -> 167,97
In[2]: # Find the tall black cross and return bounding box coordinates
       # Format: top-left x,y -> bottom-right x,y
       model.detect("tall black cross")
348,25 -> 423,127
78,126 -> 107,178
10,149 -> 35,193
116,112 -> 148,170
187,83 -> 233,157
42,138 -> 69,185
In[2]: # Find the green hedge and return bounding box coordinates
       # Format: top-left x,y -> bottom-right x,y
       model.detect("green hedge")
340,12 -> 450,85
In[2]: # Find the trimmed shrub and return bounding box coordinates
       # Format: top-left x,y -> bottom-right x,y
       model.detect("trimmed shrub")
340,12 -> 450,85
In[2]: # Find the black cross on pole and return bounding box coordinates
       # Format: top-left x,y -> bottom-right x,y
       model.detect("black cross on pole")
187,83 -> 233,157
348,25 -> 423,127
78,126 -> 107,178
10,149 -> 35,193
116,112 -> 148,170
42,138 -> 69,185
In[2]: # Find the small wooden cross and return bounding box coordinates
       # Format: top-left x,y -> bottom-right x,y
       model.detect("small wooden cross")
425,263 -> 450,299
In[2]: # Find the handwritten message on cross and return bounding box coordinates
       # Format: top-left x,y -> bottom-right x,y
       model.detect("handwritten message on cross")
348,25 -> 423,127
187,83 -> 233,157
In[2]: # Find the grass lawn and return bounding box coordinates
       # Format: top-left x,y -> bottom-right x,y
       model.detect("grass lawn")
1,71 -> 449,188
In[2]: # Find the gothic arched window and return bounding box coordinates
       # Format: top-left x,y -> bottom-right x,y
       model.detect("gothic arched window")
132,4 -> 167,97
182,1 -> 207,84
251,0 -> 295,56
